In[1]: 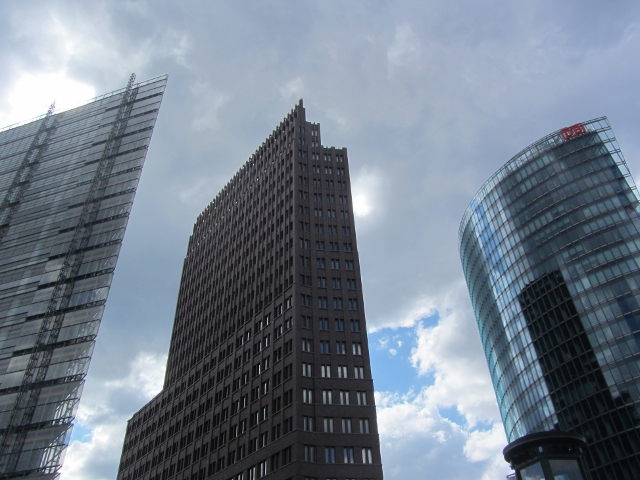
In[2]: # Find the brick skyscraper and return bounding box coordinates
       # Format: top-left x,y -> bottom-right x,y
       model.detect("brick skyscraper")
118,101 -> 383,480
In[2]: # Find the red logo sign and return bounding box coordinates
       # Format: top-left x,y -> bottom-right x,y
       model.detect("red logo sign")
560,123 -> 586,140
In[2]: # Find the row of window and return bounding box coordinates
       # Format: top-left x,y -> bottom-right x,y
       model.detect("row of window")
302,276 -> 356,289
303,416 -> 370,434
310,193 -> 349,204
306,152 -> 345,163
298,256 -> 356,273
300,316 -> 361,332
311,208 -> 350,218
303,361 -> 365,378
304,446 -> 374,464
301,339 -> 363,356
300,295 -> 359,309
298,239 -> 354,252
297,177 -> 349,190
299,222 -> 351,236
302,389 -> 368,405
307,165 -> 346,176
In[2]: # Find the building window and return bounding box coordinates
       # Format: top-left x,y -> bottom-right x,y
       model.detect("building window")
318,296 -> 328,309
332,277 -> 342,289
335,319 -> 344,331
302,363 -> 312,377
362,447 -> 373,464
348,298 -> 358,310
321,364 -> 331,378
323,417 -> 334,433
356,391 -> 367,405
322,390 -> 333,404
332,297 -> 343,310
302,338 -> 312,352
350,319 -> 360,332
303,416 -> 314,432
341,418 -> 352,433
317,276 -> 327,288
319,318 -> 329,330
316,258 -> 325,269
324,447 -> 336,464
300,294 -> 312,306
343,446 -> 355,463
304,445 -> 316,462
303,389 -> 313,404
330,259 -> 340,269
339,391 -> 349,405
336,342 -> 346,355
337,365 -> 348,378
359,418 -> 370,434
352,342 -> 362,355
302,316 -> 312,329
320,341 -> 330,354
346,278 -> 356,289
354,367 -> 365,379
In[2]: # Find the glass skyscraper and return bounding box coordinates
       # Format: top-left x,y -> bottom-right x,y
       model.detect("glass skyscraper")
459,118 -> 640,479
0,74 -> 166,478
117,101 -> 383,480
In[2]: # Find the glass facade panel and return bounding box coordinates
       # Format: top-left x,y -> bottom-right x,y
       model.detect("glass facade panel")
0,75 -> 166,477
459,118 -> 640,480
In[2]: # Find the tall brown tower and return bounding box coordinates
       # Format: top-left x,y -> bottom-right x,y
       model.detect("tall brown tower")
117,101 -> 383,480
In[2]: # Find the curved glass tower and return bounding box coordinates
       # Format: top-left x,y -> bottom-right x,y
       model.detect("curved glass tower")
459,117 -> 640,479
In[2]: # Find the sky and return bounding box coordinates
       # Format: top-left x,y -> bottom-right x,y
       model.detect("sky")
1,1 -> 640,479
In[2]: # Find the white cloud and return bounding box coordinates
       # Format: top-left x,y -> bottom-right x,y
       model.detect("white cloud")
387,23 -> 420,69
376,389 -> 509,479
0,72 -> 96,127
464,422 -> 507,463
351,166 -> 385,220
279,77 -> 304,100
60,351 -> 166,480
104,351 -> 166,399
372,281 -> 510,479
63,423 -> 126,480
375,335 -> 405,357
173,175 -> 221,208
410,282 -> 500,427
190,81 -> 229,132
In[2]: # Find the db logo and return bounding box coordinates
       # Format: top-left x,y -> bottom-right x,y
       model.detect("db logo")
560,123 -> 586,140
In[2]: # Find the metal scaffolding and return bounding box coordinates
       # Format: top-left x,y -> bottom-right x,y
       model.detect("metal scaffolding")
0,74 -> 140,478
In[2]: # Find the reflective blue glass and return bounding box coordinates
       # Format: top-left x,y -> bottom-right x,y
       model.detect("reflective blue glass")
460,118 -> 640,480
